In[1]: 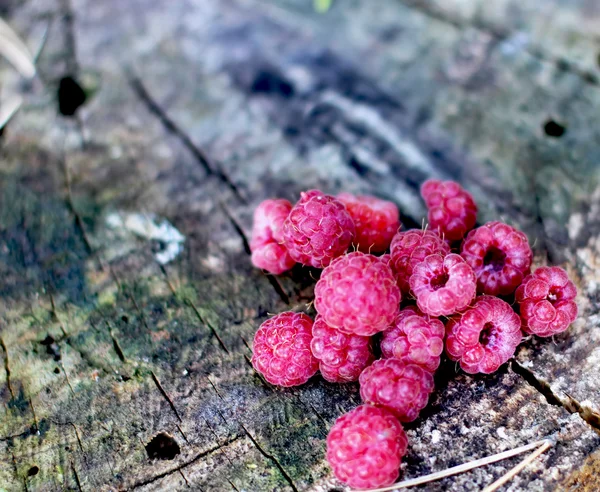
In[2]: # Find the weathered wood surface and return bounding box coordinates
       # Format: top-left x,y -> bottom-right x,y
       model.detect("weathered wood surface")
1,0 -> 600,490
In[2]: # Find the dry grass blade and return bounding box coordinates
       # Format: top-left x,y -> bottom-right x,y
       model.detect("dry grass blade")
356,439 -> 549,492
0,17 -> 36,78
481,440 -> 553,492
0,94 -> 23,130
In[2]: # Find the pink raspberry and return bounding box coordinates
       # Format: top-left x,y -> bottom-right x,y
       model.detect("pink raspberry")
409,253 -> 477,316
390,230 -> 450,294
250,199 -> 295,274
460,221 -> 533,296
251,243 -> 296,275
445,296 -> 522,374
282,190 -> 355,268
359,359 -> 434,422
516,266 -> 578,337
326,405 -> 408,489
421,179 -> 478,241
251,312 -> 318,387
381,306 -> 445,373
314,252 -> 401,336
337,193 -> 400,253
310,316 -> 374,383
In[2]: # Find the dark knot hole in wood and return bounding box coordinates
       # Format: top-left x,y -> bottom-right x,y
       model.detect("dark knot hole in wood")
145,432 -> 181,460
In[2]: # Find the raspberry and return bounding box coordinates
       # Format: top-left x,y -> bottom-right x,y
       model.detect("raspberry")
359,359 -> 434,422
421,179 -> 477,241
251,312 -> 318,387
460,221 -> 533,296
445,296 -> 522,374
381,306 -> 445,373
250,199 -> 295,274
337,193 -> 400,253
310,316 -> 375,383
409,253 -> 477,316
516,266 -> 578,337
390,230 -> 450,294
282,190 -> 355,268
326,404 -> 408,489
250,199 -> 292,248
251,243 -> 296,275
314,252 -> 401,336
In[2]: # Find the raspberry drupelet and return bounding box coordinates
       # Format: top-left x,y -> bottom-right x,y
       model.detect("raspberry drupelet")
314,252 -> 401,336
381,306 -> 445,373
445,296 -> 522,374
250,199 -> 296,274
516,266 -> 578,337
421,179 -> 478,241
310,316 -> 375,383
326,404 -> 408,489
409,253 -> 477,317
282,190 -> 355,268
390,229 -> 450,294
460,221 -> 533,296
251,312 -> 319,387
337,193 -> 400,253
359,359 -> 434,422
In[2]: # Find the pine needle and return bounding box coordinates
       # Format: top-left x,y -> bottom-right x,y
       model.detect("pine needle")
0,17 -> 36,78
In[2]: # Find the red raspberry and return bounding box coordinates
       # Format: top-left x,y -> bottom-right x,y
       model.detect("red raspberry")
337,193 -> 400,253
381,306 -> 445,373
460,221 -> 533,296
251,312 -> 318,387
282,190 -> 355,268
359,359 -> 434,422
250,199 -> 295,274
516,266 -> 578,337
326,404 -> 408,489
310,316 -> 374,383
250,199 -> 292,248
421,179 -> 478,241
314,252 -> 401,336
409,253 -> 477,316
445,296 -> 522,374
390,230 -> 450,294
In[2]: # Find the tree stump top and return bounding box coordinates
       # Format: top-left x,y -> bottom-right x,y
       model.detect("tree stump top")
1,0 -> 599,490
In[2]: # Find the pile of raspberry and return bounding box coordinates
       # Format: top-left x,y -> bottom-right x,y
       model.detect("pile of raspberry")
248,182 -> 578,490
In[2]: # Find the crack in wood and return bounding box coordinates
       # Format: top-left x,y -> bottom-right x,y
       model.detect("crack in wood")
239,423 -> 299,492
0,337 -> 14,400
512,360 -> 600,434
71,460 -> 83,492
151,371 -> 183,423
108,327 -> 126,363
185,298 -> 230,354
125,434 -> 242,490
127,73 -> 246,203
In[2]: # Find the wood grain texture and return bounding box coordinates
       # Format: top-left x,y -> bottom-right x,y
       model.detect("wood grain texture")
0,0 -> 599,490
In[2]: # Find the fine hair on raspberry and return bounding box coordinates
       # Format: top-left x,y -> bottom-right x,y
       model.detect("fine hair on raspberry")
337,192 -> 400,253
314,252 -> 401,336
326,404 -> 408,489
445,296 -> 522,374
